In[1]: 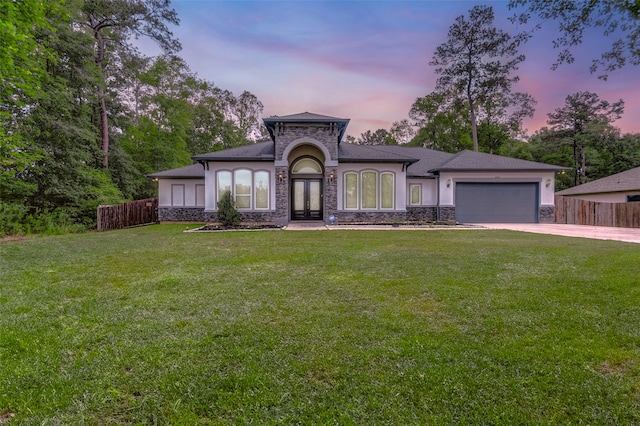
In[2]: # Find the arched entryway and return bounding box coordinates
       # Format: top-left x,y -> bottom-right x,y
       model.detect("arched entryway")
290,157 -> 323,220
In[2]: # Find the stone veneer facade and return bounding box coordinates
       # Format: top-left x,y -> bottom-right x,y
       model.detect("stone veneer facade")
158,205 -> 555,224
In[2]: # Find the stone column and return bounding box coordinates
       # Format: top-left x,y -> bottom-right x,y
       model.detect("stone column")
275,166 -> 289,227
324,165 -> 338,224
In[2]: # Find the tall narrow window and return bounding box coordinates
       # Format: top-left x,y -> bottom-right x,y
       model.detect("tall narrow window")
381,173 -> 394,209
234,169 -> 252,209
254,171 -> 269,209
217,171 -> 232,203
410,184 -> 421,206
361,171 -> 377,209
345,172 -> 358,209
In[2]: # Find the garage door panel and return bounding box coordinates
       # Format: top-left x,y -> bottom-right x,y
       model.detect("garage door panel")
456,183 -> 538,223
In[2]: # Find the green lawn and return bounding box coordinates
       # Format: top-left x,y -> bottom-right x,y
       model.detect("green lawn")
1,225 -> 639,424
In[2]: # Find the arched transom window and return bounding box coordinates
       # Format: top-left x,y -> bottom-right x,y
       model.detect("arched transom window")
291,158 -> 322,174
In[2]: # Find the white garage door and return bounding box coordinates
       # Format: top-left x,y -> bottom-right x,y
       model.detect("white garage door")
455,183 -> 539,223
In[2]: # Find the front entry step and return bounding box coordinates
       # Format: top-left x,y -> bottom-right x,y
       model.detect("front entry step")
285,221 -> 327,230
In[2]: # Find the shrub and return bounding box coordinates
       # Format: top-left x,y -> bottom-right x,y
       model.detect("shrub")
216,191 -> 240,227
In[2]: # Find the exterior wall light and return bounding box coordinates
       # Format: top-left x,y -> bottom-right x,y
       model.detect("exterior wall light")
278,172 -> 285,183
546,178 -> 552,187
328,172 -> 335,184
446,178 -> 452,188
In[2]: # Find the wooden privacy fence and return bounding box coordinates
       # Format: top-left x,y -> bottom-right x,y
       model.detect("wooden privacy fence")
555,196 -> 640,228
97,198 -> 158,231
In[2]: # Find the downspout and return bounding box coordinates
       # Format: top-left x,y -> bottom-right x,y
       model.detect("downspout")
435,174 -> 440,222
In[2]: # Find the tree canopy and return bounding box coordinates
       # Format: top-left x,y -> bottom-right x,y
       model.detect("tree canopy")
430,5 -> 533,152
508,0 -> 640,79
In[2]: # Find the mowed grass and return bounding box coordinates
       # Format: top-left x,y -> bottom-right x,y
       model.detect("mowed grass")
1,226 -> 639,424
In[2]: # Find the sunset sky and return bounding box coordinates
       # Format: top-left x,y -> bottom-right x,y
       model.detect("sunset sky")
142,0 -> 640,138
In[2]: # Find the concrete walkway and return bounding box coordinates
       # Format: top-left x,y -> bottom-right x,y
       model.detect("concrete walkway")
284,221 -> 640,244
476,223 -> 640,244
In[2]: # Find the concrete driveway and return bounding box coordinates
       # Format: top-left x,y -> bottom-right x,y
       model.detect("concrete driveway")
477,223 -> 640,244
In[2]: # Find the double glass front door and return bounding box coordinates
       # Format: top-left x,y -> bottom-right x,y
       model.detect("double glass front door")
292,179 -> 322,220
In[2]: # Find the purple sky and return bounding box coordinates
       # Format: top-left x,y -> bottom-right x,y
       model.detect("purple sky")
142,0 -> 640,138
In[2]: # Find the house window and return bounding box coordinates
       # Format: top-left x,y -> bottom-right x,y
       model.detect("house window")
362,171 -> 378,209
217,169 -> 270,210
345,172 -> 359,209
381,172 -> 394,209
254,171 -> 269,209
217,171 -> 232,203
292,158 -> 322,174
410,184 -> 421,206
343,171 -> 396,210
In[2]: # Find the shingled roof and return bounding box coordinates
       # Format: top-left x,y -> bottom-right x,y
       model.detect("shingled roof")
147,163 -> 204,179
263,112 -> 350,144
150,143 -> 568,180
191,141 -> 275,162
556,166 -> 640,196
428,150 -> 568,173
338,143 -> 418,164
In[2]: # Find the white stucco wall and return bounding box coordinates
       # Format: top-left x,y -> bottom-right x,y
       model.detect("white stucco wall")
561,191 -> 640,203
204,161 -> 276,211
438,171 -> 557,206
158,179 -> 205,207
406,178 -> 437,206
337,163 -> 406,210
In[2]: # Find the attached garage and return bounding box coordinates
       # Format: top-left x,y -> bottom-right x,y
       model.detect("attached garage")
455,182 -> 539,223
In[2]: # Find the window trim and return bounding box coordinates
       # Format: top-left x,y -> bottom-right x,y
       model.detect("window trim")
343,170 -> 396,210
216,169 -> 271,210
380,172 -> 395,210
409,184 -> 422,206
344,171 -> 359,210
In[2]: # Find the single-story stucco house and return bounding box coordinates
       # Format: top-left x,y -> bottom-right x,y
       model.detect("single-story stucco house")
148,112 -> 567,225
555,166 -> 640,203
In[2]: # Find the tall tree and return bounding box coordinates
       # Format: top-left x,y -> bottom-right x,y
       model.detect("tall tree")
0,0 -> 50,200
508,0 -> 640,79
547,91 -> 624,185
355,129 -> 393,146
81,0 -> 181,168
16,2 -> 124,224
407,92 -> 472,152
389,120 -> 415,145
430,5 -> 530,151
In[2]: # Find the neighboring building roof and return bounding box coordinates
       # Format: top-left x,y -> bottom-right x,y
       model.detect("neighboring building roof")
147,163 -> 204,179
429,150 -> 569,173
556,166 -> 640,196
263,112 -> 350,143
191,141 -> 275,162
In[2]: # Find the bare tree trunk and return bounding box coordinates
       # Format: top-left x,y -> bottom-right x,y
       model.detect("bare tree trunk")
467,73 -> 479,152
573,139 -> 579,186
92,17 -> 110,169
580,144 -> 587,184
97,83 -> 109,168
468,100 -> 479,152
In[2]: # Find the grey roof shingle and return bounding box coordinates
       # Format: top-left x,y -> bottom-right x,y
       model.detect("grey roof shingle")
147,163 -> 204,178
191,141 -> 275,162
263,112 -> 350,123
556,166 -> 640,195
263,112 -> 350,144
429,150 -> 569,172
338,143 -> 418,164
